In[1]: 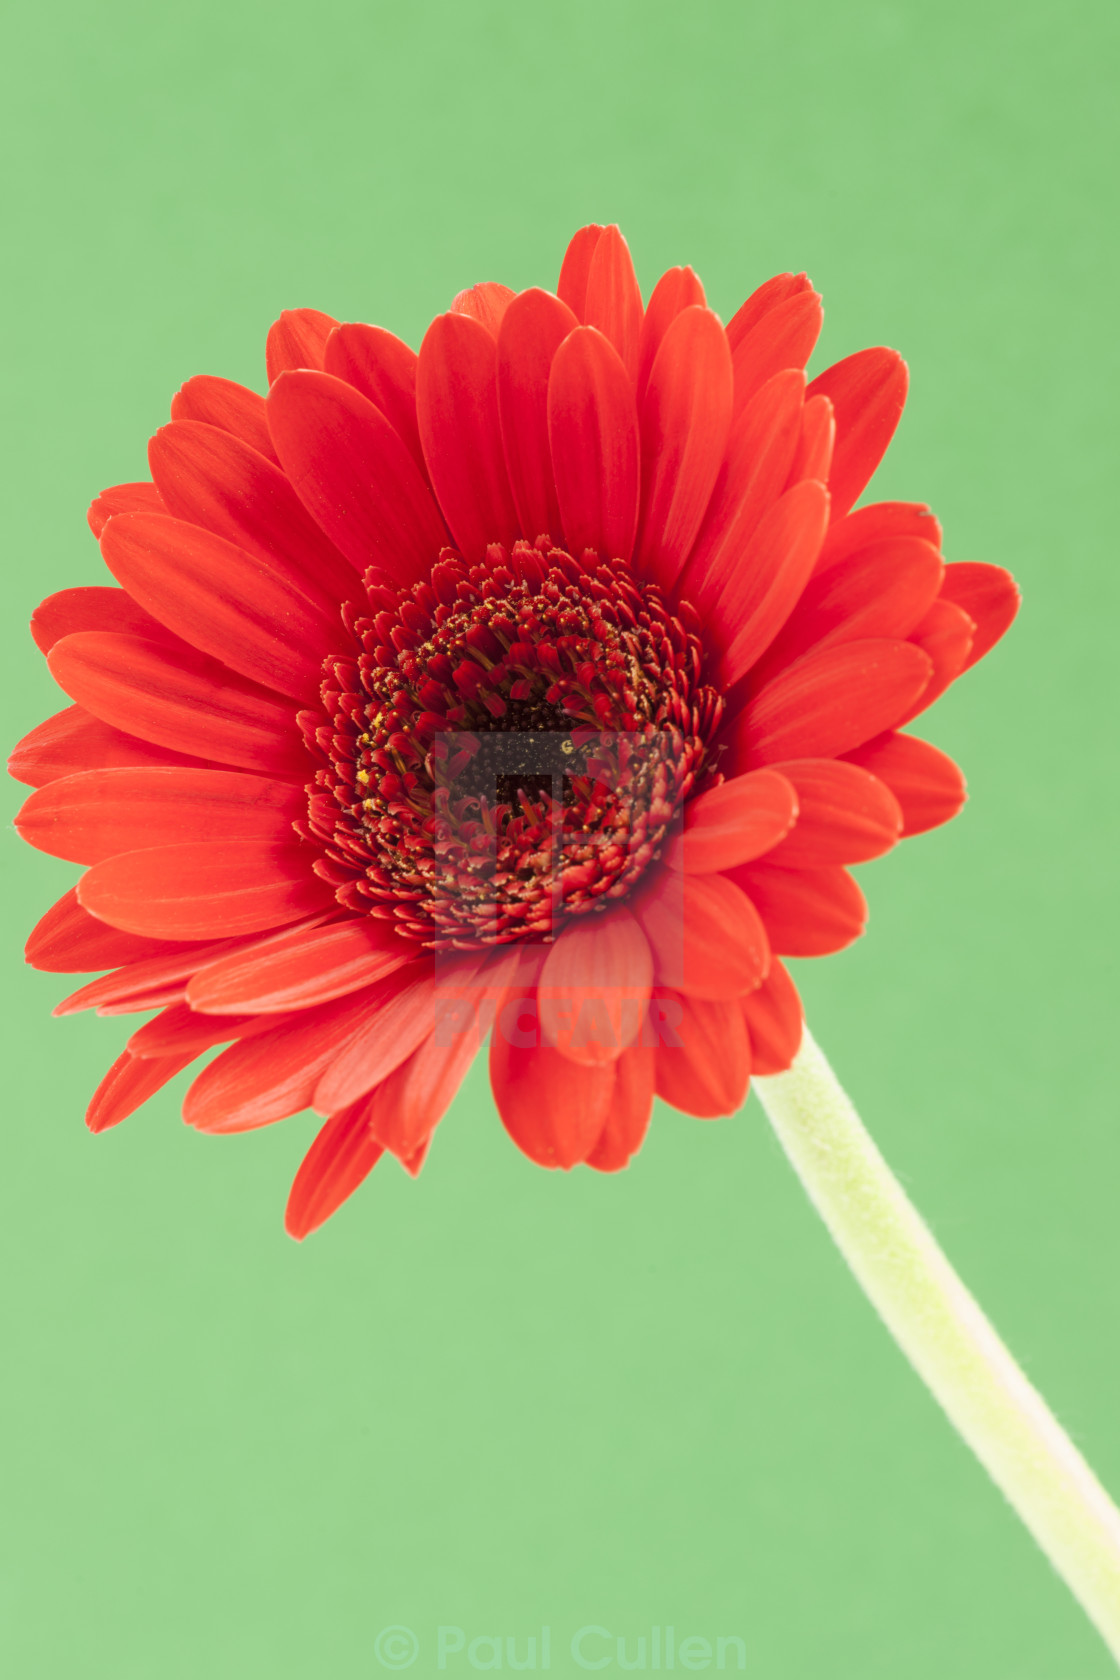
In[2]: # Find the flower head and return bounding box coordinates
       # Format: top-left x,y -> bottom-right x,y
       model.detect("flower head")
11,224 -> 1018,1236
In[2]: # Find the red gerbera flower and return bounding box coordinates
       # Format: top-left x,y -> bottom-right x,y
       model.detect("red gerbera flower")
10,223 -> 1018,1238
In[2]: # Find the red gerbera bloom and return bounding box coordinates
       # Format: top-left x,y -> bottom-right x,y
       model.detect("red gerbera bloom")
10,223 -> 1018,1238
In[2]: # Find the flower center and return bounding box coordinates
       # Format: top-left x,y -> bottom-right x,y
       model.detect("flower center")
304,537 -> 724,948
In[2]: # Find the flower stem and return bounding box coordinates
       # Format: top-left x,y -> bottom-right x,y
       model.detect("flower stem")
754,1026 -> 1120,1662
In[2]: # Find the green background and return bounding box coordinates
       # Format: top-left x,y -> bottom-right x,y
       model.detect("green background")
2,1 -> 1117,1674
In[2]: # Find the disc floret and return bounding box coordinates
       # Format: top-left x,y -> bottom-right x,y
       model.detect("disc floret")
304,536 -> 723,947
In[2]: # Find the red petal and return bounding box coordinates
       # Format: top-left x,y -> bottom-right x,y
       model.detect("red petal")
713,478 -> 831,686
490,991 -> 615,1167
731,289 -> 823,414
586,1043 -> 654,1172
8,704 -> 217,790
148,420 -> 355,600
87,481 -> 165,540
815,500 -> 942,576
496,287 -> 578,542
265,308 -> 338,383
53,928 -> 273,1016
938,562 -> 1020,670
761,759 -> 902,866
127,1001 -> 266,1058
171,375 -> 278,463
31,586 -> 170,654
634,871 -> 770,998
17,766 -> 304,865
183,986 -> 380,1134
101,512 -> 337,700
556,224 -> 605,319
78,839 -> 334,939
807,349 -> 908,522
726,273 -> 814,349
366,1022 -> 479,1163
785,393 -> 835,488
734,638 -> 933,766
267,369 -> 446,587
547,326 -> 640,561
417,312 -> 521,560
318,951 -> 520,1127
399,1137 -> 431,1179
285,1096 -> 386,1239
729,862 -> 866,956
187,917 -> 412,1014
654,992 -> 751,1118
538,907 -> 653,1066
103,985 -> 195,1018
635,306 -> 734,591
323,323 -> 426,479
741,957 -> 803,1075
662,769 -> 798,874
313,961 -> 454,1112
450,282 -> 516,335
678,370 -> 805,611
582,225 -> 643,383
25,886 -> 197,973
842,730 -> 966,836
47,632 -> 305,777
897,598 -> 975,722
67,976 -> 185,1017
87,1048 -> 197,1133
751,535 -> 944,685
637,265 -> 706,397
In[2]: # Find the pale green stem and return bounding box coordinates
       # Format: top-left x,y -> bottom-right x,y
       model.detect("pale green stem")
754,1027 -> 1120,1662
